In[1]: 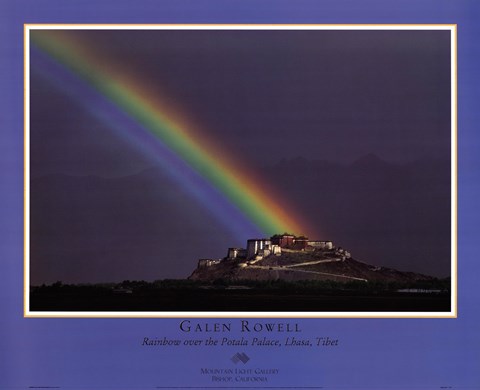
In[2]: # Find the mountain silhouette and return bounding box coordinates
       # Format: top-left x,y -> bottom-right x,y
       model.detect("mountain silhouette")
264,155 -> 451,277
30,154 -> 451,284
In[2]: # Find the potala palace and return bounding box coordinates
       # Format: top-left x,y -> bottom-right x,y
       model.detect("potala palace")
197,233 -> 351,269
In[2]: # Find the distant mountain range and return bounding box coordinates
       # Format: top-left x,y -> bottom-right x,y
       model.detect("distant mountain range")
30,154 -> 451,284
261,155 -> 451,278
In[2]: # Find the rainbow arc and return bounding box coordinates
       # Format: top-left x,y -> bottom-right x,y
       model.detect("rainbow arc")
30,30 -> 316,238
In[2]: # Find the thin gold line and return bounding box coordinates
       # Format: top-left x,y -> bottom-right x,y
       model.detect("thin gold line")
24,310 -> 456,319
24,23 -> 457,319
453,24 -> 458,318
24,24 -> 28,318
24,23 -> 457,28
25,313 -> 456,318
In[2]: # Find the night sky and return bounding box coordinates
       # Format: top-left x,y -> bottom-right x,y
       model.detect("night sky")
30,29 -> 452,284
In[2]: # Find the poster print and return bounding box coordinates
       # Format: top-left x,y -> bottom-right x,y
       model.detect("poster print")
26,25 -> 455,318
1,1 -> 479,389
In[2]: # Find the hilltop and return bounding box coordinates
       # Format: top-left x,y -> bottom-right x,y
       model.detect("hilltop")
189,234 -> 433,283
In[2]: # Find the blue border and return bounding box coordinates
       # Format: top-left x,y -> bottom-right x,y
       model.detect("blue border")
1,0 -> 479,388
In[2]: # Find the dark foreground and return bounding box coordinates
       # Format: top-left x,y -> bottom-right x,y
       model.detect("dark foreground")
30,280 -> 450,312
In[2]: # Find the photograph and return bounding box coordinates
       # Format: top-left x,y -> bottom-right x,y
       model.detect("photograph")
27,26 -> 454,315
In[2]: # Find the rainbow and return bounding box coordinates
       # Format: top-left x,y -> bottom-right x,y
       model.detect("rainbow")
30,29 -> 315,238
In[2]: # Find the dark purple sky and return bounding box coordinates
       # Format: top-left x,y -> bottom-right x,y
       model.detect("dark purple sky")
30,29 -> 452,283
